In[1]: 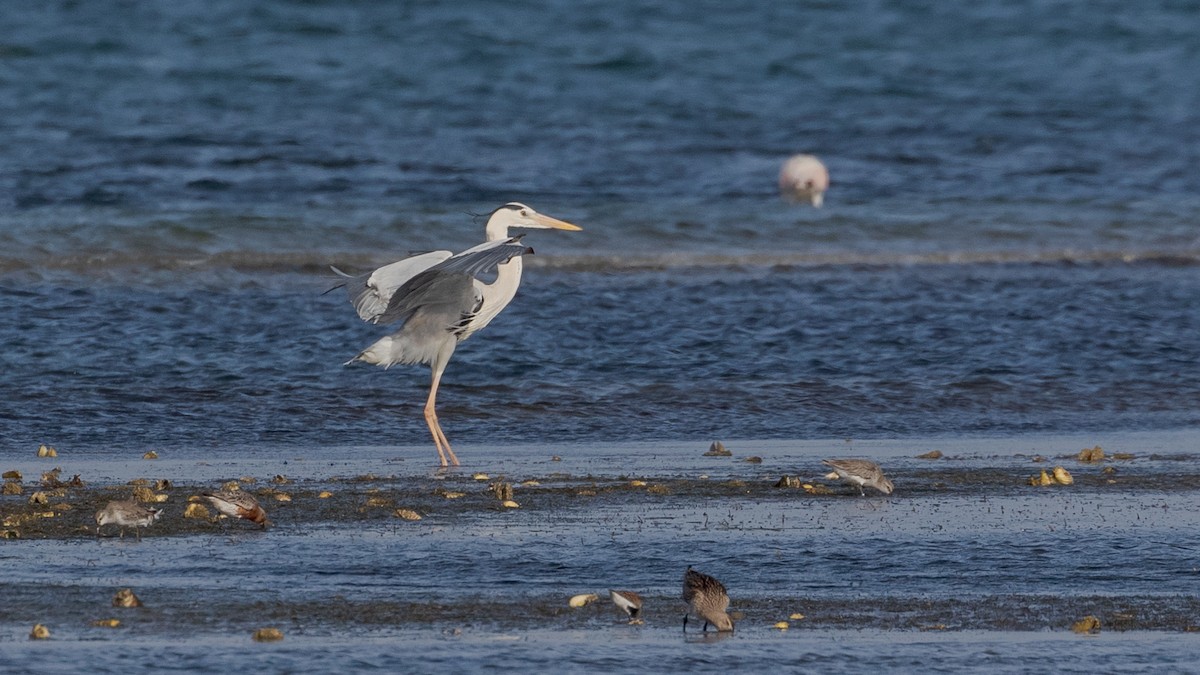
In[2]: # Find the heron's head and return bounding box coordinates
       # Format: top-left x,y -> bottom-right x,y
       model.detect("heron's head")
778,154 -> 830,207
485,202 -> 582,240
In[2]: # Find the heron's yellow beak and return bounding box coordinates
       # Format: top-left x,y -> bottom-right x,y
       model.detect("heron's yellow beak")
534,213 -> 583,231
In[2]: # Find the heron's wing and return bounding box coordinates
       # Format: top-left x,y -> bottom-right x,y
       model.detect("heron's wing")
433,236 -> 533,277
375,237 -> 533,326
332,251 -> 452,323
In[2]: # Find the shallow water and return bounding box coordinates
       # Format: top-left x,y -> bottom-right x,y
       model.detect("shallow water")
3,436 -> 1200,671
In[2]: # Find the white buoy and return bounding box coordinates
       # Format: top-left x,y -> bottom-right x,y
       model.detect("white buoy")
779,154 -> 830,207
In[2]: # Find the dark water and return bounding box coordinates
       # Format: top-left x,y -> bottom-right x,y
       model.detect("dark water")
2,0 -> 1199,670
2,0 -> 1198,451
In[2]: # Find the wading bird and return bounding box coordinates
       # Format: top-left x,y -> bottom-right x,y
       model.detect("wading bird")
334,204 -> 582,467
95,500 -> 162,541
682,566 -> 734,632
822,458 -> 894,496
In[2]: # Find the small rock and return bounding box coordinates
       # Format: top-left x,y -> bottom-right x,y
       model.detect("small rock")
1077,446 -> 1104,462
1052,466 -> 1074,485
629,480 -> 647,487
646,484 -> 670,495
2,470 -> 21,481
550,456 -> 562,462
29,624 -> 50,639
37,444 -> 57,458
472,473 -> 490,481
92,619 -> 121,628
1112,452 -> 1136,460
271,475 -> 291,484
1,529 -> 19,539
743,456 -> 763,464
1071,616 -> 1101,634
568,593 -> 598,608
28,491 -> 48,505
273,493 -> 292,503
113,588 -> 143,607
704,441 -> 732,457
183,503 -> 211,520
773,621 -> 789,630
365,496 -> 392,507
491,482 -> 514,501
2,482 -> 21,495
131,486 -> 156,503
252,627 -> 284,642
318,491 -> 333,499
394,509 -> 422,521
142,451 -> 158,460
789,612 -> 805,620
916,450 -> 943,460
154,479 -> 171,491
775,476 -> 803,488
501,500 -> 520,508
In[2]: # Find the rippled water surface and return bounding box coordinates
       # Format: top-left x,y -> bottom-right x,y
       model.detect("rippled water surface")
2,0 -> 1199,671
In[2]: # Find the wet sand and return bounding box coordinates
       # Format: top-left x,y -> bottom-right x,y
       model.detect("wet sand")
2,433 -> 1199,671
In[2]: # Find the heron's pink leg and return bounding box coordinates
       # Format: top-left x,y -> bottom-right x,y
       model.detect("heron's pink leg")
424,364 -> 460,467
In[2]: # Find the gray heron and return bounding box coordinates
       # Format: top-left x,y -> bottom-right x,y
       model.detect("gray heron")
333,203 -> 582,467
779,154 -> 829,207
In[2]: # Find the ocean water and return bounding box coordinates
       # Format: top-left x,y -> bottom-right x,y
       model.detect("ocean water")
1,0 -> 1199,670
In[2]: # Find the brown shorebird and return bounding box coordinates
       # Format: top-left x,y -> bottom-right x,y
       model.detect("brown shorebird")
682,567 -> 733,632
609,589 -> 644,624
202,488 -> 270,528
822,458 -> 894,496
95,500 -> 162,541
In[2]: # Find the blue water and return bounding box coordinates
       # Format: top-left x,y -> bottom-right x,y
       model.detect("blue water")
1,2 -> 1199,670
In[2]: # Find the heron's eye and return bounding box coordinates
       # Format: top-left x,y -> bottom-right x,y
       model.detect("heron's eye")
520,210 -> 528,216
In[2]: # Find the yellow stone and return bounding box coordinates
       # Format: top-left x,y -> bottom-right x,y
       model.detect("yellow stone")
501,500 -> 520,508
318,491 -> 333,499
1072,616 -> 1101,633
789,613 -> 805,620
2,470 -> 21,480
568,593 -> 598,608
131,486 -> 156,502
252,627 -> 284,642
142,451 -> 158,460
29,624 -> 50,639
273,493 -> 292,503
365,496 -> 392,507
1052,466 -> 1074,485
183,503 -> 211,519
774,621 -> 789,630
92,619 -> 121,628
394,509 -> 422,521
629,480 -> 647,487
28,491 -> 48,505
2,482 -> 21,495
37,444 -> 57,458
442,491 -> 466,499
472,473 -> 489,481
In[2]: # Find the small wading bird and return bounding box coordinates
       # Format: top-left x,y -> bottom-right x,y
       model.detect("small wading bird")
202,488 -> 270,528
609,589 -> 644,624
333,203 -> 582,467
778,154 -> 830,207
95,500 -> 162,541
822,458 -> 894,496
682,566 -> 734,632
